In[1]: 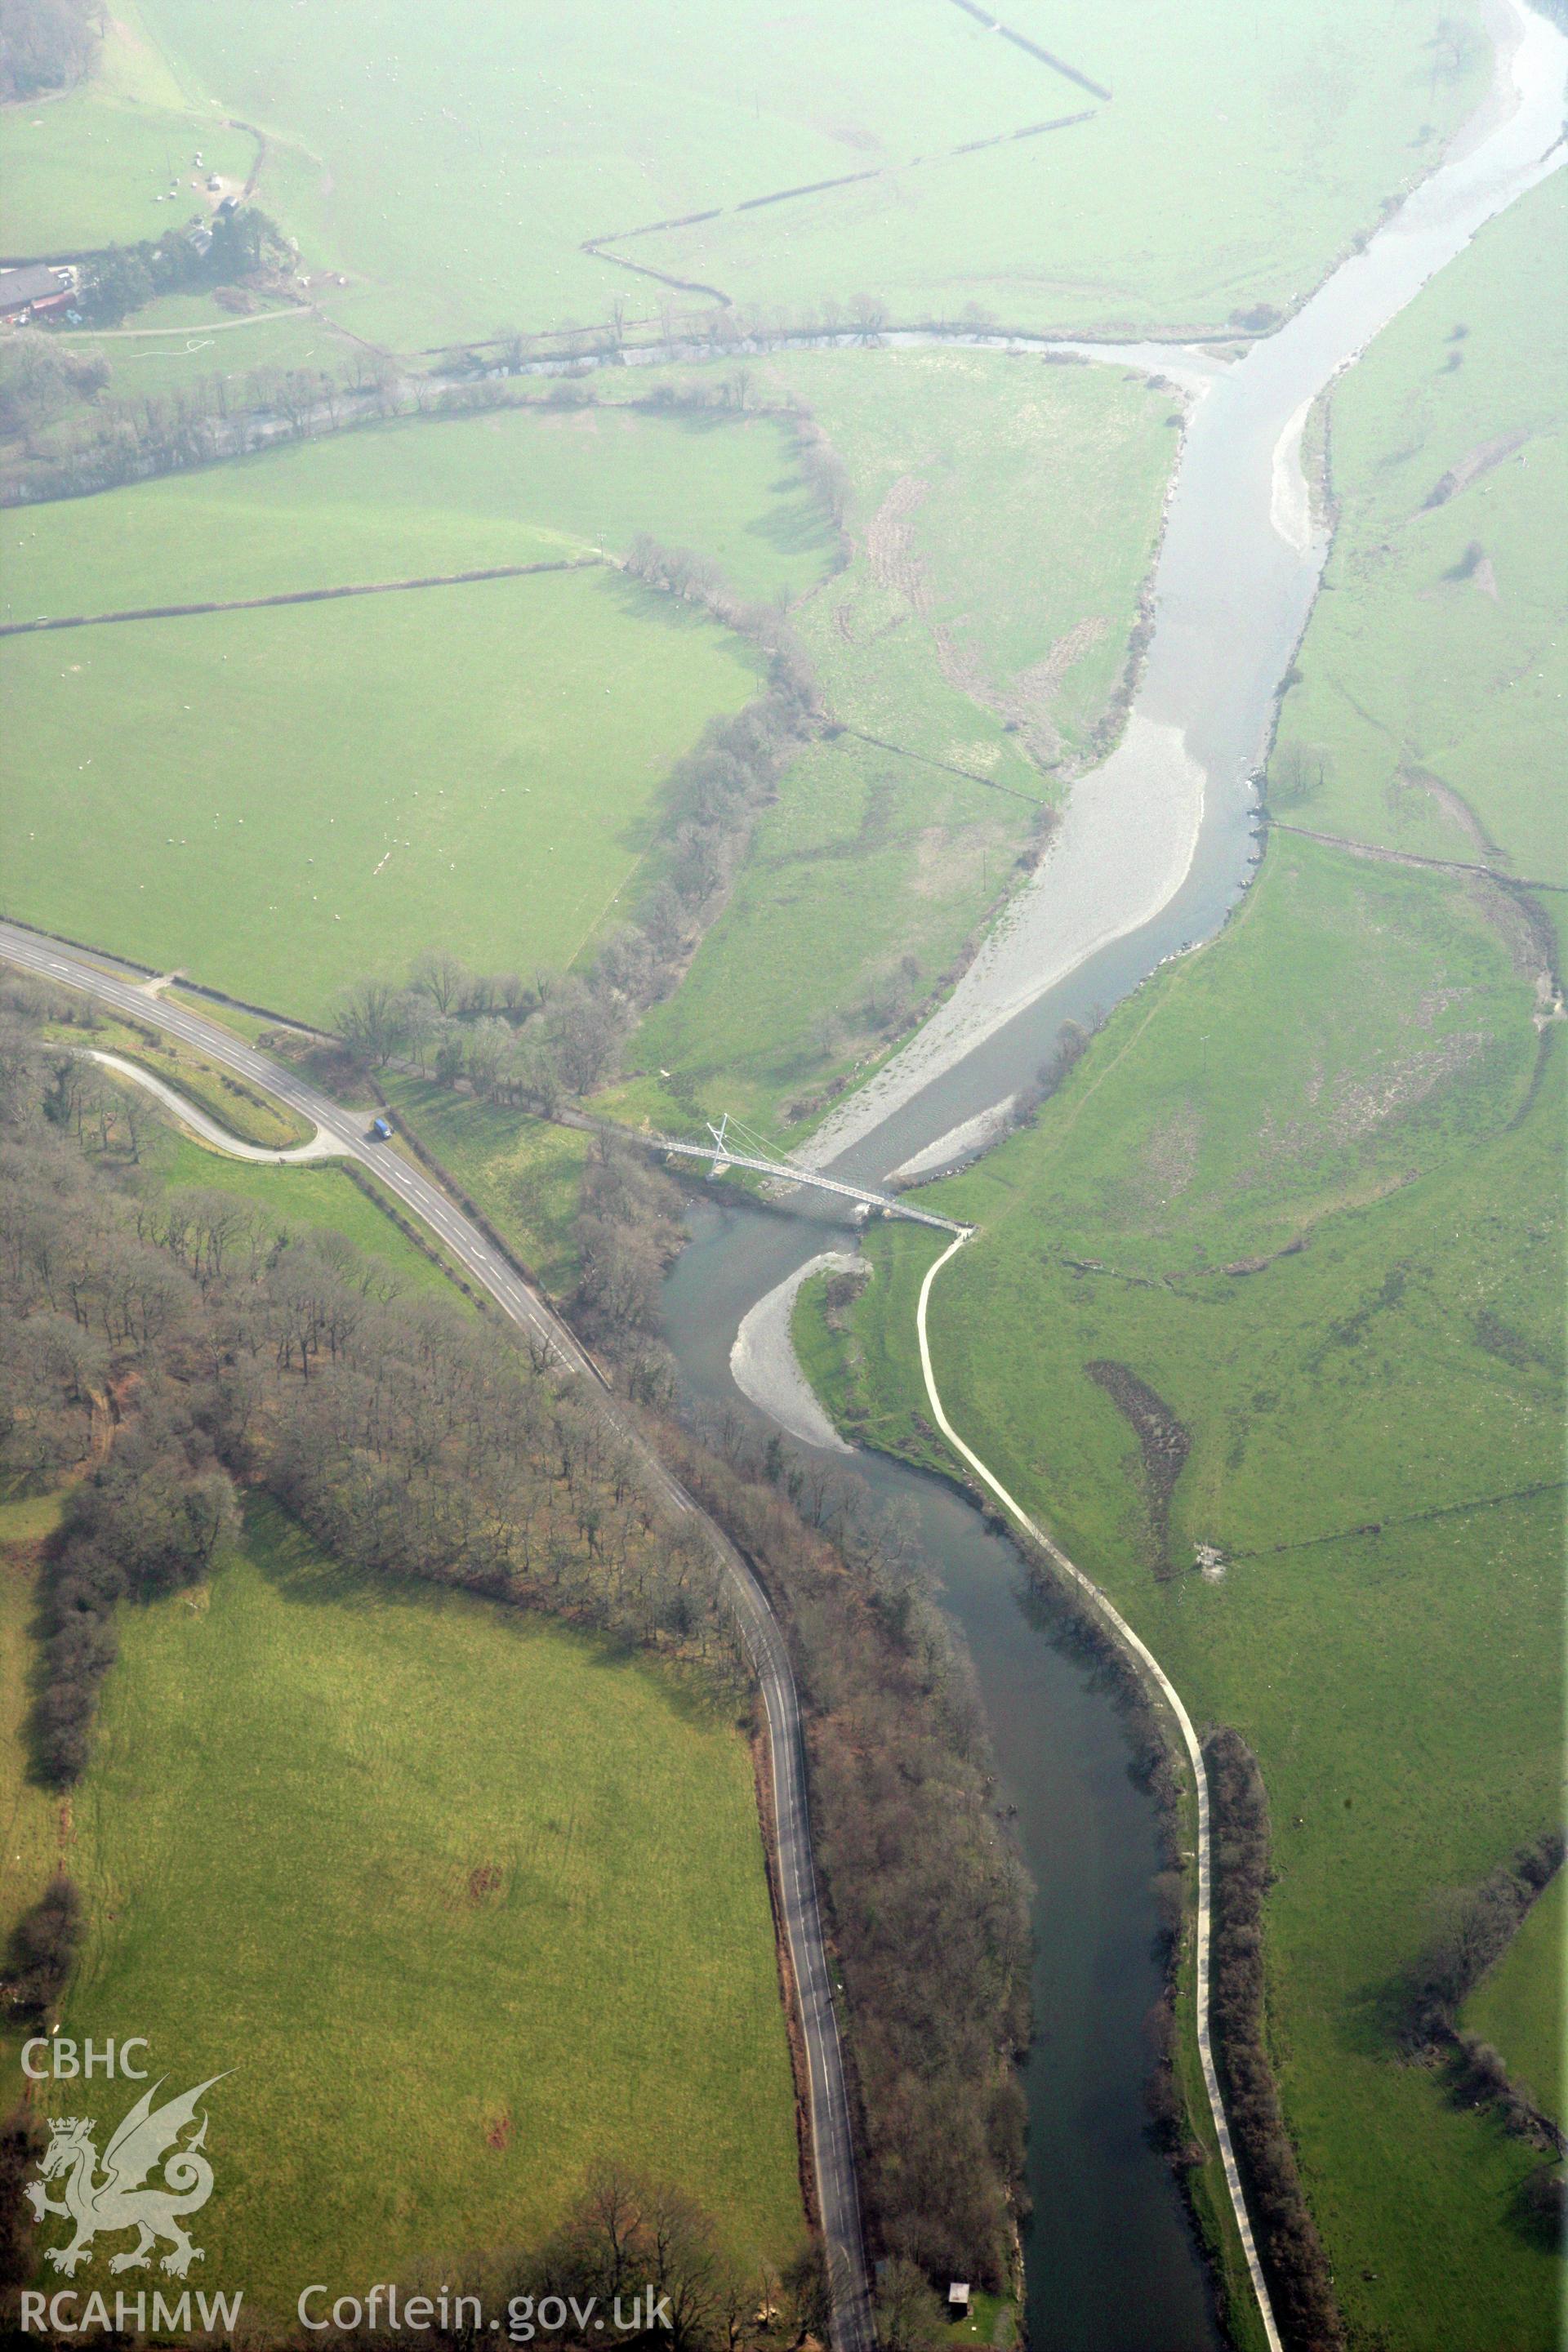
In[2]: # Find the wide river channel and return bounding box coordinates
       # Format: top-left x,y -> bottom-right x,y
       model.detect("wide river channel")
655,10 -> 1567,2343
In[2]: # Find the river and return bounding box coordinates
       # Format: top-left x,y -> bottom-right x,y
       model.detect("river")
657,8 -> 1568,2345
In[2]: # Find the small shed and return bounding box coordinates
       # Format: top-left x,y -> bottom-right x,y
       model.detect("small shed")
947,2284 -> 972,2320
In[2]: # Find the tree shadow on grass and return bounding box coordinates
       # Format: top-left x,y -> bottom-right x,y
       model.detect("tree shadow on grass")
243,1495 -> 736,1734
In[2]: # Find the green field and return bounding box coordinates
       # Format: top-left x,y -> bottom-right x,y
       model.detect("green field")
378,1077 -> 591,1298
1,401 -> 835,1018
796,181 -> 1566,2350
1272,173 -> 1567,889
625,0 -> 1487,338
1,399 -> 831,621
8,0 -> 1487,348
136,1119 -> 465,1298
1462,1871 -> 1565,2125
0,4 -> 256,256
51,1499 -> 803,2319
611,345 -> 1175,1137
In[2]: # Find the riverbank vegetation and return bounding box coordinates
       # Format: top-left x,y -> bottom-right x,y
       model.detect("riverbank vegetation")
655,1406 -> 1031,2293
2,349 -> 1174,1120
610,347 -> 1175,1140
798,177 -> 1565,2348
1269,174 -> 1566,890
804,832 -> 1562,2346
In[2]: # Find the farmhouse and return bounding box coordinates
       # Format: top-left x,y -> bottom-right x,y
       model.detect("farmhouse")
0,264 -> 76,325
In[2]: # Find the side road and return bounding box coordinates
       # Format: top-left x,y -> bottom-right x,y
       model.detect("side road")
0,918 -> 874,2352
76,1047 -> 344,1161
915,1233 -> 1284,2352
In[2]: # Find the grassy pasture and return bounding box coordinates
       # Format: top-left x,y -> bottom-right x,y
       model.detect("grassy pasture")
39,0 -> 1489,350
1272,174 -> 1567,887
49,1499 -> 803,2317
809,836 -> 1562,2349
2,402 -> 835,1018
795,185 -> 1567,2344
378,1076 -> 590,1299
0,3 -> 254,256
1,577 -> 753,1020
1,399 -> 831,621
633,0 -> 1488,336
113,0 -> 1095,345
1462,1870 -> 1565,2123
612,346 -> 1175,1137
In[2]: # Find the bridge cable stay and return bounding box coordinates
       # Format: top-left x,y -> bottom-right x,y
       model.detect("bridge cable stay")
649,1110 -> 972,1239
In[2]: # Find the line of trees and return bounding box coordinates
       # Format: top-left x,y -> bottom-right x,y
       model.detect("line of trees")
1,1874 -> 82,2028
495,2166 -> 839,2352
1205,1729 -> 1346,2351
1393,1826 -> 1565,2225
5,346 -> 400,504
0,0 -> 97,98
1394,1828 -> 1563,2055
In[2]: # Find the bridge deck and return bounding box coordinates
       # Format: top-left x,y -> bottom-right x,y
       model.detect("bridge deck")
652,1136 -> 970,1237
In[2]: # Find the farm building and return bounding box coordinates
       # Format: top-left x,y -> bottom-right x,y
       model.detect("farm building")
0,264 -> 76,325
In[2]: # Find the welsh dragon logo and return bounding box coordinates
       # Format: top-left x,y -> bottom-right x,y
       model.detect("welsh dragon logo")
25,2074 -> 228,2278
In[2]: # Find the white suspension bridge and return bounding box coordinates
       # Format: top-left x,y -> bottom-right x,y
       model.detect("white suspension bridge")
644,1115 -> 972,1237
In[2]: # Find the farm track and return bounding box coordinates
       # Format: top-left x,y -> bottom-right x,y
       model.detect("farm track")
0,555 -> 601,638
0,916 -> 875,2352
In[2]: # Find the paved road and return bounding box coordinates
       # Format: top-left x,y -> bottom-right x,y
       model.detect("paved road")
0,919 -> 875,2352
914,1236 -> 1284,2352
76,1048 -> 344,1160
